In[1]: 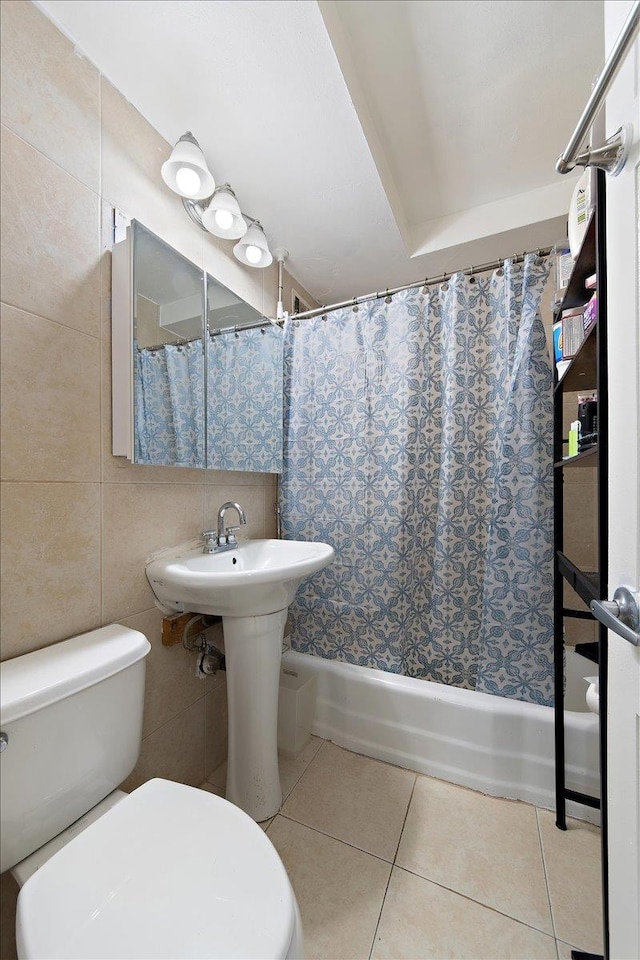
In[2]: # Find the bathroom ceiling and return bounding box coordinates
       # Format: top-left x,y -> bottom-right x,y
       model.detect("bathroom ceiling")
37,0 -> 603,304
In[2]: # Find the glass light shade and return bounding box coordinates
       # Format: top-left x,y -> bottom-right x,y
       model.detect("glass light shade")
233,222 -> 272,268
201,186 -> 248,239
161,134 -> 215,201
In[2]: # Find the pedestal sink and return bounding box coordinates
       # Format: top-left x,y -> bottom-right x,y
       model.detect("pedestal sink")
146,539 -> 334,821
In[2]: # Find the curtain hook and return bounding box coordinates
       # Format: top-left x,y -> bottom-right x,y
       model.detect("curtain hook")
421,277 -> 429,295
385,288 -> 392,304
234,325 -> 239,339
469,267 -> 476,283
322,305 -> 328,321
352,298 -> 359,313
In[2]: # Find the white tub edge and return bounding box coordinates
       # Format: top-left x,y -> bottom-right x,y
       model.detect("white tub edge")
282,650 -> 600,824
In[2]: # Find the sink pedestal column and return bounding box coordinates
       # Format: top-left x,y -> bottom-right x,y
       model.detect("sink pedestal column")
223,608 -> 288,822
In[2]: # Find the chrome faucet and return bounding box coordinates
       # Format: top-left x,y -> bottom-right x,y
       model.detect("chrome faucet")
202,502 -> 247,554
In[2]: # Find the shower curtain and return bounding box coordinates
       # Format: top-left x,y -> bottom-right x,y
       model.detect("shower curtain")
135,340 -> 203,467
207,325 -> 283,472
280,254 -> 555,706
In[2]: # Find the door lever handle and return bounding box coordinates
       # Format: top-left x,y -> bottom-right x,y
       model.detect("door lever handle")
591,586 -> 640,647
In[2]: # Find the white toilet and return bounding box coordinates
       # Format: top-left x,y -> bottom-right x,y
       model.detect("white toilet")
0,624 -> 303,959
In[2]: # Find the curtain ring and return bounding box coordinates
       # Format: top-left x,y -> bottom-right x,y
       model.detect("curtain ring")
322,305 -> 327,321
421,277 -> 428,295
234,325 -> 239,339
385,288 -> 392,304
469,267 -> 476,283
352,298 -> 359,313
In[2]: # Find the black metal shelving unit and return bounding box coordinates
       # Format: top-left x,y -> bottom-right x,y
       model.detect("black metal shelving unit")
553,169 -> 609,960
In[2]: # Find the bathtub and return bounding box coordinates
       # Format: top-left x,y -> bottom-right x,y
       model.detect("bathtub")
282,646 -> 600,823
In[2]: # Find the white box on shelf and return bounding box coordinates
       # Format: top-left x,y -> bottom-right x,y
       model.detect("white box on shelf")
277,666 -> 317,759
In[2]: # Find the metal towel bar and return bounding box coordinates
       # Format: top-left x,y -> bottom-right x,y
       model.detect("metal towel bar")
556,0 -> 640,176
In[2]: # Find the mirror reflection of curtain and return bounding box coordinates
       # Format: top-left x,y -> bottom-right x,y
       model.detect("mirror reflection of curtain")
207,325 -> 283,472
280,254 -> 555,706
134,340 -> 204,467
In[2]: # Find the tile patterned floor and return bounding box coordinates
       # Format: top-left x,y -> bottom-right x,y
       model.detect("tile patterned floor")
206,737 -> 603,960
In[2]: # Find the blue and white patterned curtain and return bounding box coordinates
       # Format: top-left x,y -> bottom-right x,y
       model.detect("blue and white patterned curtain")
135,340 -> 204,467
207,325 -> 283,472
280,254 -> 554,706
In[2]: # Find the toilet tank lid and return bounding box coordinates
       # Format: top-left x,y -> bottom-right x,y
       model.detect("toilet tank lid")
1,626 -> 151,724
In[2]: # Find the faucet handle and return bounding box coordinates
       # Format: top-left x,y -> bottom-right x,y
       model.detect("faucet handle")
202,530 -> 217,544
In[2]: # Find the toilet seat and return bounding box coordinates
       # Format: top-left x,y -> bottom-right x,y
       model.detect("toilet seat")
16,779 -> 298,960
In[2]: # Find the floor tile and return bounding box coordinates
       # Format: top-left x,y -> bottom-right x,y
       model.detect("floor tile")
280,736 -> 324,797
268,816 -> 391,960
396,776 -> 553,934
372,867 -> 558,960
538,809 -> 603,954
556,941 -> 579,960
281,741 -> 415,861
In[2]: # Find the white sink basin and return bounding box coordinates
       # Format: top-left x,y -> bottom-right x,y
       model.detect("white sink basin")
146,538 -> 335,617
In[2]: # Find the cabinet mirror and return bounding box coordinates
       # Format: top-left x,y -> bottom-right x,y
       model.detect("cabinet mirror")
112,220 -> 283,473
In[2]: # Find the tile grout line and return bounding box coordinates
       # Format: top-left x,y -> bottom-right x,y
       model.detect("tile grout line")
392,863 -> 559,944
367,773 -> 418,959
282,738 -> 327,801
0,121 -> 101,199
536,807 -> 559,945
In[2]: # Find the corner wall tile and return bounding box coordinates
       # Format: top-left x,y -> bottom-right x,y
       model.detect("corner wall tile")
1,304 -> 101,482
205,678 -> 228,776
0,481 -> 101,660
102,482 -> 205,622
0,0 -> 100,191
118,606 -> 220,739
0,125 -> 101,338
121,697 -> 206,792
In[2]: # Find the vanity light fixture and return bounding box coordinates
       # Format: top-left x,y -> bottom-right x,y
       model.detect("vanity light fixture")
162,132 -> 273,268
161,132 -> 215,201
202,185 -> 248,240
233,221 -> 273,269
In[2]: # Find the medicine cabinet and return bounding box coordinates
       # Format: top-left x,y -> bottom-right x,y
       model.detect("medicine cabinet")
112,220 -> 283,472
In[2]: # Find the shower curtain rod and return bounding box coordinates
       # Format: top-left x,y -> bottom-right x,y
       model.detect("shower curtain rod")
138,317 -> 281,352
285,246 -> 553,322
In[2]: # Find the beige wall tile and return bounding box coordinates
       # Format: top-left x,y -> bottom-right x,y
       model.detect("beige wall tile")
100,199 -> 114,342
100,78 -> 202,272
121,697 -> 206,792
397,776 -> 552,934
537,809 -> 603,954
203,468 -> 270,485
282,741 -> 415,861
372,867 -> 557,960
118,606 -> 218,739
204,484 -> 266,541
0,126 -> 101,337
0,0 -> 100,192
268,815 -> 391,960
102,482 -> 204,622
1,305 -> 100,482
264,482 -> 279,538
205,679 -> 228,776
0,481 -> 101,660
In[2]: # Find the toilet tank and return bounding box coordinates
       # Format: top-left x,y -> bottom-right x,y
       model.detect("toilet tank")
0,625 -> 151,873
